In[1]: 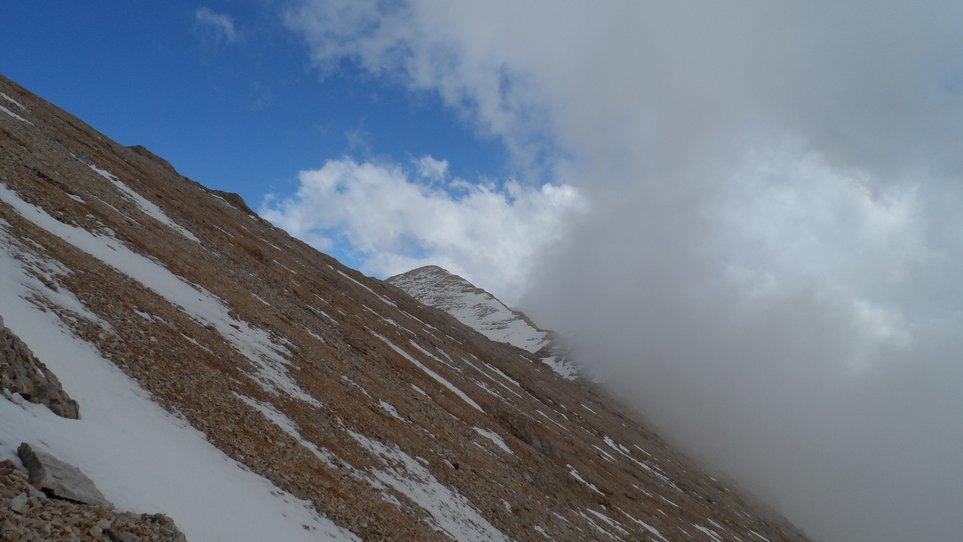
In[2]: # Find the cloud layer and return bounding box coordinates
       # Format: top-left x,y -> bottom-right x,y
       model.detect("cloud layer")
259,157 -> 583,300
285,2 -> 963,540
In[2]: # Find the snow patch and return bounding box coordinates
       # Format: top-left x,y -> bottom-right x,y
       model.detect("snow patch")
0,233 -> 357,541
0,92 -> 26,109
473,427 -> 514,455
348,430 -> 507,541
540,355 -> 578,380
567,465 -> 604,496
410,384 -> 428,397
88,165 -> 199,243
585,508 -> 630,538
0,104 -> 33,125
379,399 -> 405,422
616,507 -> 668,542
694,524 -> 724,542
371,331 -> 483,413
750,529 -> 773,542
335,268 -> 397,308
0,184 -> 317,406
235,394 -> 340,470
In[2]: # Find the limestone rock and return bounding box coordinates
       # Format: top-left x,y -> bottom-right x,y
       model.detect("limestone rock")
17,443 -> 110,508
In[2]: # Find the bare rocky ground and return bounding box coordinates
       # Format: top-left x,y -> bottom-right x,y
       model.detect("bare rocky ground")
0,459 -> 185,541
0,73 -> 810,541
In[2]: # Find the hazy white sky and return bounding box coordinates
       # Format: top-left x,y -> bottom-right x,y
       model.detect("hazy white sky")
275,3 -> 963,540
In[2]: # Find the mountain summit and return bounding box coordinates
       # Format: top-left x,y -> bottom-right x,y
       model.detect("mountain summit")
387,266 -> 548,353
0,74 -> 807,541
387,266 -> 579,380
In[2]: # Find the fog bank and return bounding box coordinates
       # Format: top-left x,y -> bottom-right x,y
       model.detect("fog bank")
287,2 -> 963,539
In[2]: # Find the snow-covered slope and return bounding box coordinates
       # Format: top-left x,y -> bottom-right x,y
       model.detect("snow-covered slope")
388,266 -> 580,379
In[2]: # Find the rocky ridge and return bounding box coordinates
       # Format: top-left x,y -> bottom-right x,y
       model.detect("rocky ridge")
387,266 -> 580,380
0,74 -> 808,541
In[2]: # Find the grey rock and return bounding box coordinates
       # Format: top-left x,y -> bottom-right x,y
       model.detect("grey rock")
17,442 -> 111,508
0,324 -> 79,419
9,491 -> 29,514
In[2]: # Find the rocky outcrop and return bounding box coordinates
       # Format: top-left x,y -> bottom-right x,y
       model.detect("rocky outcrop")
0,320 -> 79,419
126,144 -> 255,218
17,443 -> 109,508
0,459 -> 185,541
210,190 -> 256,217
126,145 -> 177,175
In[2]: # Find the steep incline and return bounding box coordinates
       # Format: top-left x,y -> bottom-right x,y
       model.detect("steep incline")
388,266 -> 579,380
0,74 -> 808,541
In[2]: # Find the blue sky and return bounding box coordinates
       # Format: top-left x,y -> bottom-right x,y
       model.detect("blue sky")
1,2 -> 514,270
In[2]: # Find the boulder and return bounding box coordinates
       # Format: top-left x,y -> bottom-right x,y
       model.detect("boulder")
17,442 -> 111,508
0,323 -> 79,419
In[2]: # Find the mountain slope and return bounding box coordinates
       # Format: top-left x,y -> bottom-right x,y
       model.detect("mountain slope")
0,74 -> 808,541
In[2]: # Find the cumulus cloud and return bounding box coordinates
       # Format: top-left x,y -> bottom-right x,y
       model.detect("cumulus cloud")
194,7 -> 238,45
284,2 -> 963,540
259,158 -> 583,300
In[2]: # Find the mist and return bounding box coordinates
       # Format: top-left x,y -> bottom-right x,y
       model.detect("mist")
286,1 -> 963,540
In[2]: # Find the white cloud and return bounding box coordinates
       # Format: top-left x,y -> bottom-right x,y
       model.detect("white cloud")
259,158 -> 584,301
414,155 -> 448,181
282,1 -> 556,173
195,7 -> 238,44
283,2 -> 963,541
